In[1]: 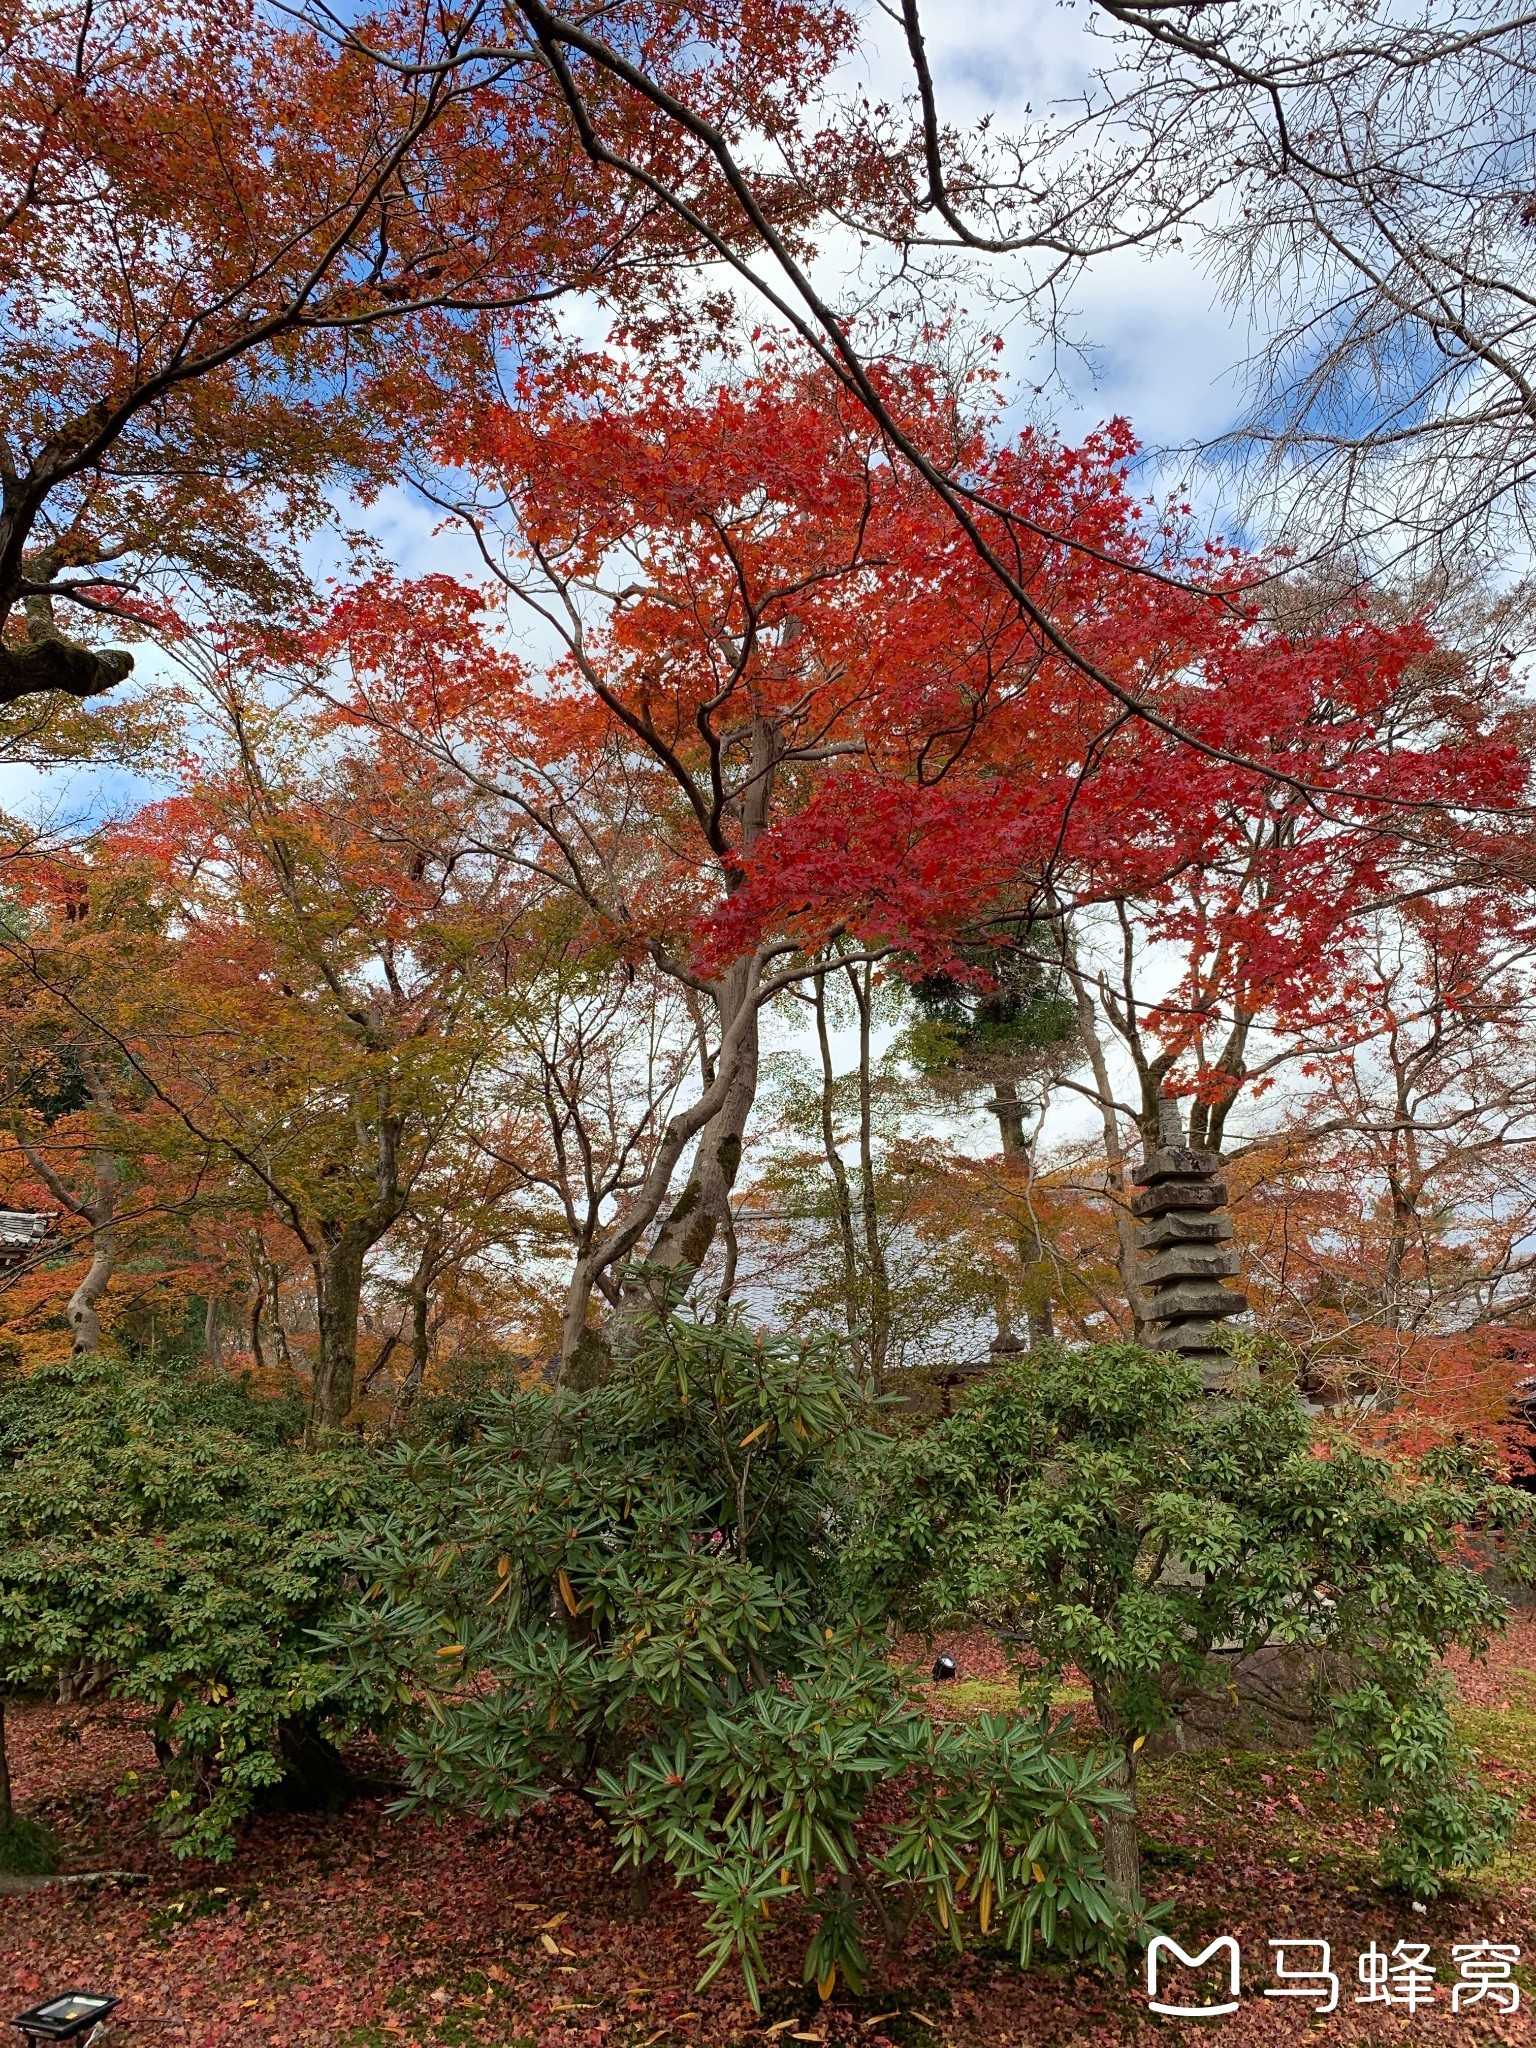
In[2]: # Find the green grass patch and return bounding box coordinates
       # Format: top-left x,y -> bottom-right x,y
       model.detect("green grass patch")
928,1676 -> 1092,1717
1456,1699 -> 1536,1779
1453,1700 -> 1536,1890
936,1678 -> 1019,1712
0,1814 -> 58,1876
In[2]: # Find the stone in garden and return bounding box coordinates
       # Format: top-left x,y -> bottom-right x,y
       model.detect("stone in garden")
1138,1243 -> 1242,1288
1146,1646 -> 1354,1755
1131,1147 -> 1224,1186
1134,1210 -> 1234,1250
1143,1279 -> 1247,1322
1131,1179 -> 1230,1218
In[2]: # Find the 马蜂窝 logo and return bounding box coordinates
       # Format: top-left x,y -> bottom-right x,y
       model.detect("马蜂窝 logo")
1145,1934 -> 1520,2020
1146,1936 -> 1241,2017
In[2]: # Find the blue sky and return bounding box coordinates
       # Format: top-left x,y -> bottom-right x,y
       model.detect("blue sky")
850,0 -> 1246,448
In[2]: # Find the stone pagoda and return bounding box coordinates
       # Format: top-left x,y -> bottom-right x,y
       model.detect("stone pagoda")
1130,1111 -> 1245,1389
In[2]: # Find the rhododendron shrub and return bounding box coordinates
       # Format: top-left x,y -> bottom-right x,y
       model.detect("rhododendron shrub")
328,1312 -> 1129,2004
850,1342 -> 1536,1906
0,1357 -> 383,1858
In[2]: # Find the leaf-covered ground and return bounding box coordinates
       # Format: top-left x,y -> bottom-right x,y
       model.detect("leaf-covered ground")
4,1624 -> 1534,2048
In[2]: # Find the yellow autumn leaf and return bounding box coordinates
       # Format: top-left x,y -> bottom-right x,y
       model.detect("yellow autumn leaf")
979,1878 -> 992,1933
497,1554 -> 511,1577
437,1644 -> 463,1657
1031,1863 -> 1045,1884
739,1420 -> 771,1447
817,1968 -> 836,2000
1132,1734 -> 1147,1752
557,1567 -> 578,1614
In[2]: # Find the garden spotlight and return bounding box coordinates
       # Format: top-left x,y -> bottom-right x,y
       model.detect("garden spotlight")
10,1995 -> 119,2043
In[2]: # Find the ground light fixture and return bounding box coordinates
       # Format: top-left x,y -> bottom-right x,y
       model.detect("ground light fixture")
10,1994 -> 119,2043
931,1652 -> 958,1682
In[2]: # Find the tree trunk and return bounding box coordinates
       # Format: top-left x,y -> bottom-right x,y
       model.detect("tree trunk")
1102,1756 -> 1142,1911
1383,1178 -> 1414,1335
991,1080 -> 1057,1346
643,951 -> 761,1286
358,1322 -> 404,1397
990,1077 -> 1029,1155
554,947 -> 772,1385
248,1274 -> 265,1371
407,1275 -> 432,1398
266,1262 -> 294,1373
309,1231 -> 369,1431
565,714 -> 782,1382
848,960 -> 891,1391
203,1292 -> 223,1371
0,1697 -> 11,1827
1065,958 -> 1151,1340
1024,1286 -> 1055,1347
987,1073 -> 1056,1343
19,1065 -> 119,1356
1091,1681 -> 1142,1911
398,1226 -> 442,1410
571,949 -> 762,1386
66,1150 -> 116,1356
813,972 -> 862,1356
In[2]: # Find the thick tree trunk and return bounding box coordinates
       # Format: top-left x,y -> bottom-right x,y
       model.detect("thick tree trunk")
1024,1289 -> 1055,1346
67,1150 -> 116,1356
554,717 -> 790,1385
1102,1764 -> 1142,1910
554,944 -> 773,1385
643,951 -> 761,1285
1091,1682 -> 1143,1912
991,1076 -> 1029,1155
21,1110 -> 119,1356
407,1271 -> 432,1399
309,1232 -> 369,1431
266,1263 -> 294,1373
1384,1181 -> 1413,1333
990,1079 -> 1057,1346
0,628 -> 132,707
577,714 -> 782,1375
564,973 -> 766,1388
395,1226 -> 442,1411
